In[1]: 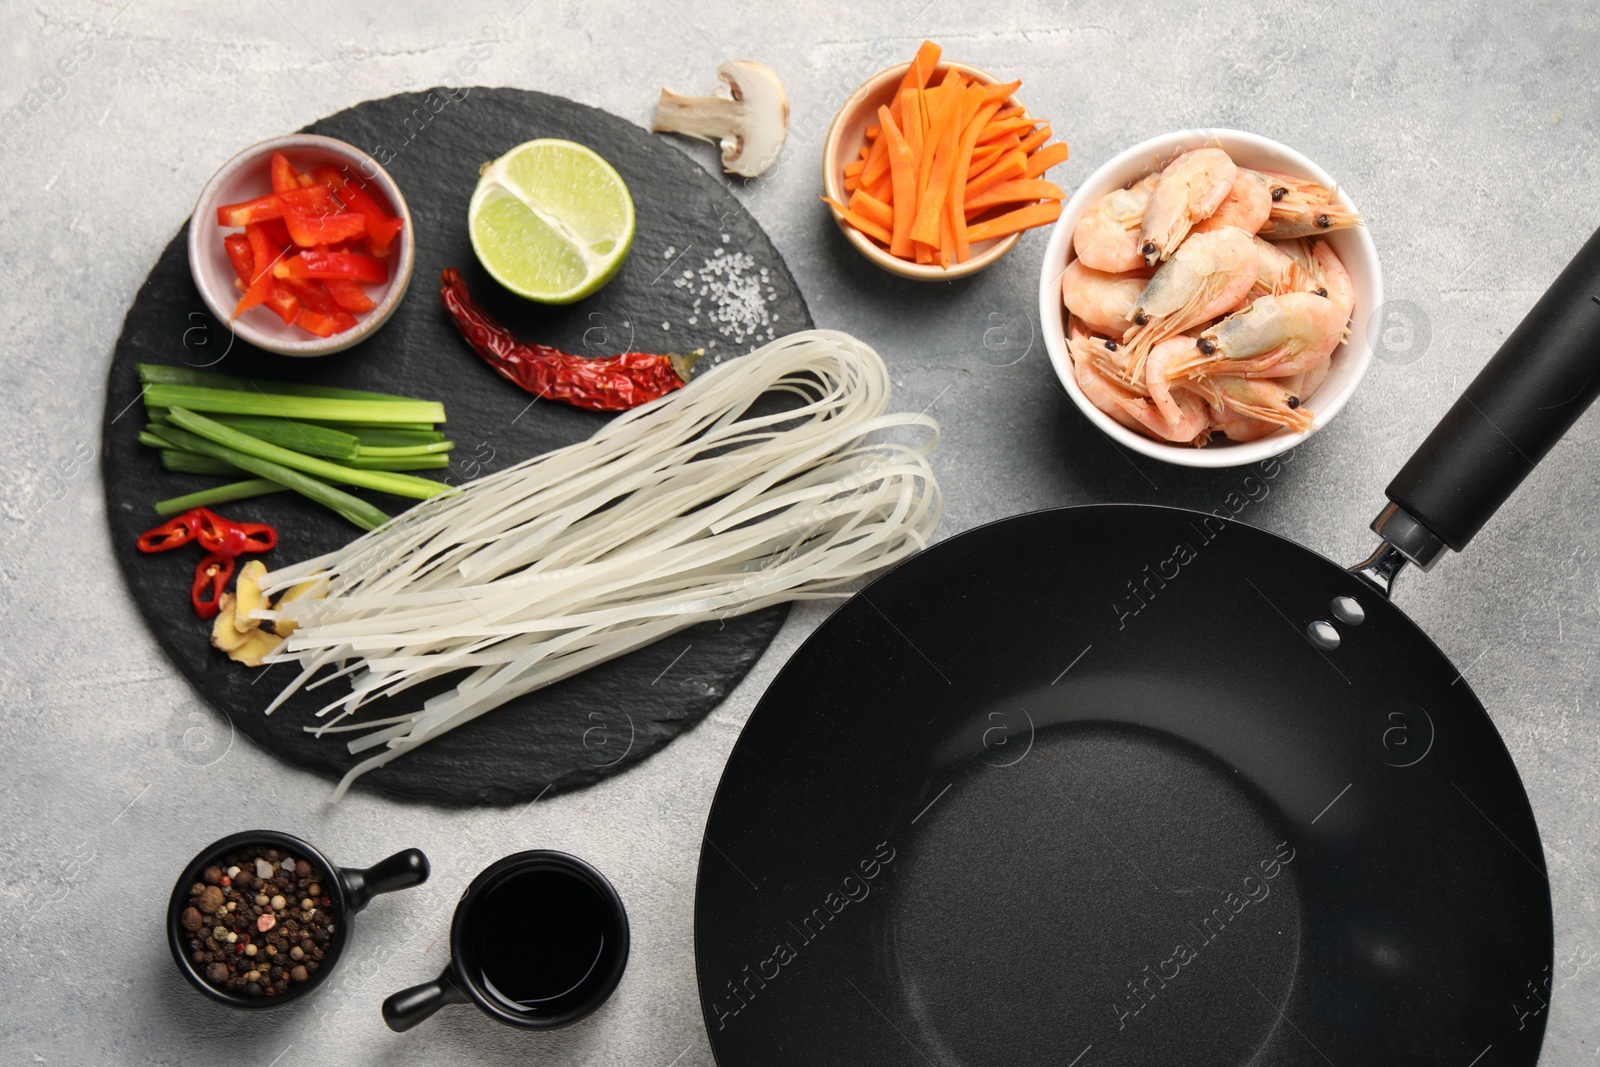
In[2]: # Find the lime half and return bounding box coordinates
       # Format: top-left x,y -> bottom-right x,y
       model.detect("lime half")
468,139 -> 635,304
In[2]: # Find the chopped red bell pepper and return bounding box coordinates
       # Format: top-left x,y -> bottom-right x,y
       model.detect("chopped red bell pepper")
321,277 -> 377,313
310,164 -> 404,255
269,151 -> 303,195
278,249 -> 384,283
233,222 -> 284,316
223,234 -> 255,284
279,186 -> 366,248
216,193 -> 286,228
263,281 -> 301,325
291,306 -> 352,338
258,217 -> 294,248
192,553 -> 234,620
277,273 -> 345,315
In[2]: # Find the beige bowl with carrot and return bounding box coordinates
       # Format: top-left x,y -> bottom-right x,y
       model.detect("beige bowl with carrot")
821,41 -> 1068,280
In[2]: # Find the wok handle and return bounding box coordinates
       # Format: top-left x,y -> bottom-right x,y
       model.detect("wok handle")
1380,223 -> 1600,564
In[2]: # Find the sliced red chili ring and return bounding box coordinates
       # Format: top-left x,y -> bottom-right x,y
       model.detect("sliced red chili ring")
191,553 -> 235,620
137,511 -> 201,553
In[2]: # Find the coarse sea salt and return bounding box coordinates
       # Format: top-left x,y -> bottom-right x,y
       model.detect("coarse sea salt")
691,250 -> 773,346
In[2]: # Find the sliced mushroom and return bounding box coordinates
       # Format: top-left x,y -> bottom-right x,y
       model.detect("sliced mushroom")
652,60 -> 789,178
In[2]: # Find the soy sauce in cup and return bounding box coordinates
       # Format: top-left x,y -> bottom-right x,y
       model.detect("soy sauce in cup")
470,866 -> 618,1018
383,850 -> 629,1032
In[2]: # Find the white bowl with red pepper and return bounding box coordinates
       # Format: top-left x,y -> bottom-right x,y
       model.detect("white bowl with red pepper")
188,133 -> 415,357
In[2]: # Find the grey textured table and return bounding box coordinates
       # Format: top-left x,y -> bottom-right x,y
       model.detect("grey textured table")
2,2 -> 1597,1064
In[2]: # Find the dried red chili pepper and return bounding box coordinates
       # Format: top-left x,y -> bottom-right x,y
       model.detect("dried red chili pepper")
440,268 -> 702,412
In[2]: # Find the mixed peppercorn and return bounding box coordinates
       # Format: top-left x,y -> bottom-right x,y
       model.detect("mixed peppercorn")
180,846 -> 337,998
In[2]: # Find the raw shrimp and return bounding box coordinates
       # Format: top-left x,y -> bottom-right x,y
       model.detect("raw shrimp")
1138,148 -> 1238,265
1194,168 -> 1274,236
1283,356 -> 1331,402
1062,259 -> 1149,337
1067,316 -> 1141,388
1145,335 -> 1205,427
1210,409 -> 1279,442
1190,241 -> 1353,377
1073,173 -> 1158,273
1071,339 -> 1210,445
1250,236 -> 1318,296
1192,375 -> 1314,432
1256,170 -> 1363,239
1122,226 -> 1258,380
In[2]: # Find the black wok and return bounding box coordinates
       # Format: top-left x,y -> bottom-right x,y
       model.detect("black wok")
694,227 -> 1600,1065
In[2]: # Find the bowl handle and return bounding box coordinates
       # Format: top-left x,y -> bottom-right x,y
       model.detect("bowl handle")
339,848 -> 430,912
383,967 -> 469,1032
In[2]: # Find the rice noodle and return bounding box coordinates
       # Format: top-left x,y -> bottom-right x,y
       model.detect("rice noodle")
258,329 -> 942,799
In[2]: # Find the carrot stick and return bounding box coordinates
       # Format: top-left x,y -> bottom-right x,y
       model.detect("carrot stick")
991,105 -> 1026,122
864,168 -> 893,204
845,159 -> 866,177
964,149 -> 1027,197
899,88 -> 924,173
861,122 -> 892,187
918,84 -> 951,143
848,188 -> 894,230
964,178 -> 1066,216
968,136 -> 1020,172
978,116 -> 1036,143
914,242 -> 934,264
865,124 -> 881,140
1017,124 -> 1052,156
821,196 -> 893,246
912,86 -> 964,230
938,205 -> 954,268
912,84 -> 979,246
896,40 -> 942,97
950,94 -> 1004,262
1024,141 -> 1070,178
966,199 -> 1062,243
880,104 -> 918,257
979,79 -> 1022,104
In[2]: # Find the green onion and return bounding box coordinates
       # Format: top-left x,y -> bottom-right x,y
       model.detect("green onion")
160,450 -> 241,477
305,420 -> 441,433
166,407 -> 448,500
137,363 -> 416,403
146,424 -> 392,531
344,453 -> 451,471
346,427 -> 447,447
355,441 -> 456,458
139,430 -> 170,450
144,385 -> 445,426
206,415 -> 361,460
155,479 -> 290,515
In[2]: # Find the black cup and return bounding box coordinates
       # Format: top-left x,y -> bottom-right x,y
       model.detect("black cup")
383,850 -> 629,1032
167,829 -> 429,1009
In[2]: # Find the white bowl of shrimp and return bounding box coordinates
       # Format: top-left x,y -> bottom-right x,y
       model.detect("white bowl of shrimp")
1039,128 -> 1381,468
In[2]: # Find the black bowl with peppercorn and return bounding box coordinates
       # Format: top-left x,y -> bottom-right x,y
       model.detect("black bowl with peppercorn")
167,829 -> 429,1009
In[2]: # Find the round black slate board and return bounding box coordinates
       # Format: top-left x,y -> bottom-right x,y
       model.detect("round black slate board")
102,88 -> 810,806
